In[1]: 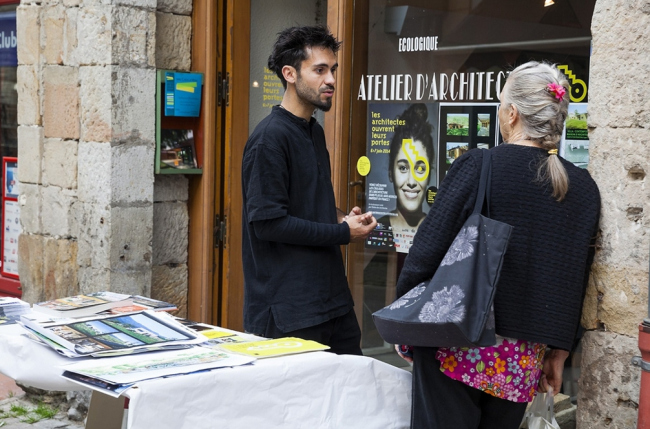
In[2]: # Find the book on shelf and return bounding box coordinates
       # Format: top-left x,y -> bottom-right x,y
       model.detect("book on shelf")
32,292 -> 133,318
20,310 -> 204,358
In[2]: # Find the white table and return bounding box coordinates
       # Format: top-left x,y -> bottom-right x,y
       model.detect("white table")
0,324 -> 412,429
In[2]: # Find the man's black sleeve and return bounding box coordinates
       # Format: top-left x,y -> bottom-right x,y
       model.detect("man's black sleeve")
252,215 -> 350,246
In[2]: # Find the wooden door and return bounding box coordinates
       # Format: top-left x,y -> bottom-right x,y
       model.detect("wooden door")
215,0 -> 250,330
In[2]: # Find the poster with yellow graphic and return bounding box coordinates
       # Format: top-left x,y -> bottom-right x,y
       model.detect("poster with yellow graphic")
365,103 -> 439,253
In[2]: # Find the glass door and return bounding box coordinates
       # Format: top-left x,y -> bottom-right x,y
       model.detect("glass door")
348,0 -> 596,368
248,0 -> 328,133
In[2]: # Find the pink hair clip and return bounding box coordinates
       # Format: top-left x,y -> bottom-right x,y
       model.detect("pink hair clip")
547,83 -> 566,101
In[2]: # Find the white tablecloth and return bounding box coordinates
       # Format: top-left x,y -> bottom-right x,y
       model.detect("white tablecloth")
0,324 -> 412,429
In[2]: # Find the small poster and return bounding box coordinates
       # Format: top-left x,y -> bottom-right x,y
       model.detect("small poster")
560,103 -> 589,168
2,157 -> 19,278
164,72 -> 204,117
2,200 -> 19,277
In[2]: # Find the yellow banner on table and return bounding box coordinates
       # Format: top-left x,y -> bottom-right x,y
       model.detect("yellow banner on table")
219,337 -> 329,358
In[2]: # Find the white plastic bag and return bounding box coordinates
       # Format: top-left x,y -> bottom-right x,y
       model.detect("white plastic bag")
521,389 -> 560,429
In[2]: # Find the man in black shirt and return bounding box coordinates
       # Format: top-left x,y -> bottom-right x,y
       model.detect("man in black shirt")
241,26 -> 376,355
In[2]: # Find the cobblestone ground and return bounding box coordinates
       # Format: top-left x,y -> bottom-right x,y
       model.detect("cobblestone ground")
0,395 -> 85,429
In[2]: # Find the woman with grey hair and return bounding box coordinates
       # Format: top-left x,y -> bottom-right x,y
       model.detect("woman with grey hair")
394,61 -> 601,428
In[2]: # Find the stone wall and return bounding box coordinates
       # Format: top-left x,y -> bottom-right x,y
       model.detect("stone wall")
152,1 -> 191,317
578,0 -> 650,427
16,0 -> 192,318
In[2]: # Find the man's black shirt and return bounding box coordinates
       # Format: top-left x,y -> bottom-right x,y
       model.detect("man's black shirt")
241,106 -> 353,334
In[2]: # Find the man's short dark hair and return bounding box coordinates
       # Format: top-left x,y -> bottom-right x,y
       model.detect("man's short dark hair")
268,25 -> 342,89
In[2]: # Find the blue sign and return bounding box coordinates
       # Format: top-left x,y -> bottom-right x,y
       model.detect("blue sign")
164,71 -> 203,117
0,12 -> 17,68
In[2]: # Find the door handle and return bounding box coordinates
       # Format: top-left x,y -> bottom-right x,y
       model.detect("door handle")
349,180 -> 363,187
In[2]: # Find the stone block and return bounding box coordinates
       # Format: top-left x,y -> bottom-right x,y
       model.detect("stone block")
556,404 -> 576,429
153,175 -> 189,202
146,10 -> 155,67
77,266 -> 110,293
41,185 -> 77,237
66,390 -> 91,422
110,205 -> 153,271
152,264 -> 187,317
589,55 -> 650,129
77,141 -> 111,205
592,0 -> 650,56
17,125 -> 43,184
581,272 -> 599,331
19,183 -> 42,234
590,1 -> 650,129
77,5 -> 112,66
112,67 -> 155,143
43,237 -> 79,300
17,64 -> 40,126
17,5 -> 40,65
78,266 -> 151,297
552,393 -> 572,413
584,263 -> 648,337
75,202 -> 110,269
157,0 -> 192,15
42,4 -> 65,64
115,0 -> 156,8
43,66 -> 80,139
17,233 -> 45,304
112,7 -> 155,67
80,66 -> 112,143
43,138 -> 78,189
109,268 -> 151,297
111,143 -> 154,204
587,127 -> 650,264
577,330 -> 639,429
155,12 -> 191,71
152,202 -> 188,265
62,0 -> 80,6
62,7 -> 78,66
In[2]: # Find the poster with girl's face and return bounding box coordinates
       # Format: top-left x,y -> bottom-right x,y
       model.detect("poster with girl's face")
365,102 -> 439,253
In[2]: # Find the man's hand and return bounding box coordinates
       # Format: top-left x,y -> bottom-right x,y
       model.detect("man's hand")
338,206 -> 362,223
539,348 -> 569,395
345,211 -> 377,242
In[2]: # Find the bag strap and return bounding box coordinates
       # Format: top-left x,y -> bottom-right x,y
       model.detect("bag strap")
472,149 -> 492,216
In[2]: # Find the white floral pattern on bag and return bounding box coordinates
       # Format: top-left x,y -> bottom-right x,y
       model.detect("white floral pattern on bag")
440,225 -> 478,266
389,283 -> 426,310
418,285 -> 466,323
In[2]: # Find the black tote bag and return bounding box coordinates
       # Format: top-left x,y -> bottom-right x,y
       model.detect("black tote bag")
372,150 -> 513,348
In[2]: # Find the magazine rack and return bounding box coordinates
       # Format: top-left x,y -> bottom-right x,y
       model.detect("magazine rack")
155,70 -> 204,175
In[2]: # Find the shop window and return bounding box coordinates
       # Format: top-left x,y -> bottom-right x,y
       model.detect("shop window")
350,0 -> 596,401
0,0 -> 19,297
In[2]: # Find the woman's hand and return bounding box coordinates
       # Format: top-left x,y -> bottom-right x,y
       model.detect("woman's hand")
539,348 -> 569,395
